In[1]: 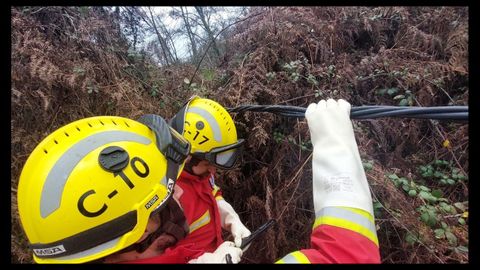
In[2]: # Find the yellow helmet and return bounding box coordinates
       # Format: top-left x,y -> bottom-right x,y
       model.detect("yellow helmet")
17,115 -> 190,263
170,96 -> 244,169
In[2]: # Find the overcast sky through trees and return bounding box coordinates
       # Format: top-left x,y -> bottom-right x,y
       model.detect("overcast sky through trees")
144,6 -> 246,61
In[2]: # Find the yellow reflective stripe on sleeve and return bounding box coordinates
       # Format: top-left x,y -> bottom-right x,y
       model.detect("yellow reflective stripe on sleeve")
215,195 -> 224,201
189,210 -> 211,234
313,207 -> 378,246
275,251 -> 310,264
211,184 -> 221,197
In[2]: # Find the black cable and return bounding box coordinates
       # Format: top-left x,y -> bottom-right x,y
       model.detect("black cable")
227,105 -> 468,121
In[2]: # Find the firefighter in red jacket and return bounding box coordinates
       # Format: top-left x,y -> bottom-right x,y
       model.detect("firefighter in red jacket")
16,99 -> 380,264
168,96 -> 252,262
105,96 -> 252,263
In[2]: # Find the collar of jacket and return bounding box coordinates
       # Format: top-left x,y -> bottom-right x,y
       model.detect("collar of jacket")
180,170 -> 211,183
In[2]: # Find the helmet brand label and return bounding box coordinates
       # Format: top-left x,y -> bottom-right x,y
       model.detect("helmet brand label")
145,194 -> 159,210
33,245 -> 66,256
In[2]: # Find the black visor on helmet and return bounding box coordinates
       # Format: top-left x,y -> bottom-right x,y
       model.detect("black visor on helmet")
192,139 -> 244,170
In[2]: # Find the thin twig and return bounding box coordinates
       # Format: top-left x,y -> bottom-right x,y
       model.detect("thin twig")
188,11 -> 264,87
277,152 -> 313,220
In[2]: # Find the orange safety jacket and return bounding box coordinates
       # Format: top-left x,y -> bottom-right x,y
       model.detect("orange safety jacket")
125,171 -> 225,263
276,206 -> 381,263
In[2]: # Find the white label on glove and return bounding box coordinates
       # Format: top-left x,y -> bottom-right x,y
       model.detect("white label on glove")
322,174 -> 354,193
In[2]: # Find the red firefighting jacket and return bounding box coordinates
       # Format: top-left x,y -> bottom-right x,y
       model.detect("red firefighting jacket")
276,206 -> 381,263
125,170 -> 225,263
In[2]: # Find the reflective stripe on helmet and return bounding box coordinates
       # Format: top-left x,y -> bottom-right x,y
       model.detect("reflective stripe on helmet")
41,131 -> 151,218
187,106 -> 223,142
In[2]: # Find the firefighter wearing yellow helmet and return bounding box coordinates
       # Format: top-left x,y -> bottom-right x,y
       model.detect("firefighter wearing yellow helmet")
170,96 -> 245,169
168,96 -> 251,252
17,115 -> 191,263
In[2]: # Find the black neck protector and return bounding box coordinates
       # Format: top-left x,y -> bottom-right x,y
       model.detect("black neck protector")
119,197 -> 189,254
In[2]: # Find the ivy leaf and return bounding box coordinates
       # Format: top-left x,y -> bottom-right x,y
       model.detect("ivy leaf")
456,246 -> 468,253
434,228 -> 445,239
431,189 -> 443,198
399,99 -> 409,106
363,162 -> 373,171
453,202 -> 466,211
387,88 -> 399,95
445,231 -> 458,246
418,185 -> 431,192
405,232 -> 418,245
388,174 -> 399,180
419,191 -> 431,200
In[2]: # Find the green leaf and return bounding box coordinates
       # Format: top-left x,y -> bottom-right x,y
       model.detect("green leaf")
408,190 -> 417,197
419,191 -> 431,200
458,217 -> 466,225
431,189 -> 443,198
387,88 -> 399,95
445,231 -> 458,246
418,185 -> 431,192
363,162 -> 373,171
434,228 -> 445,239
405,232 -> 418,245
388,174 -> 399,180
447,179 -> 456,185
427,195 -> 438,203
402,184 -> 411,192
453,202 -> 466,211
456,246 -> 468,253
440,204 -> 453,213
393,94 -> 405,100
373,201 -> 383,217
399,99 -> 409,106
420,212 -> 430,223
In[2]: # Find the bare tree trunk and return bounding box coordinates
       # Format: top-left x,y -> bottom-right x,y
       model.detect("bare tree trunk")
146,7 -> 172,66
155,17 -> 179,63
194,6 -> 221,59
180,6 -> 198,62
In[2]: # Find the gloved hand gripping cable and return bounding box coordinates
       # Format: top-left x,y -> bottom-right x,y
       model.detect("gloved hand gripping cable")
228,105 -> 468,121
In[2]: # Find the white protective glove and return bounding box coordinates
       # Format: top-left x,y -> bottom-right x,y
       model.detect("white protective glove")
305,99 -> 374,216
217,199 -> 251,249
188,241 -> 243,263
